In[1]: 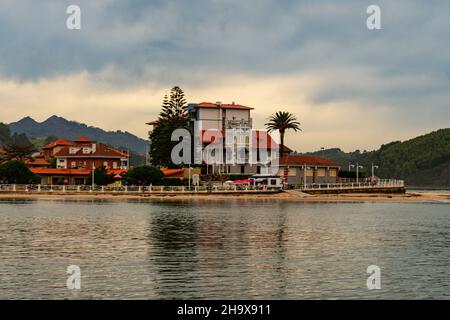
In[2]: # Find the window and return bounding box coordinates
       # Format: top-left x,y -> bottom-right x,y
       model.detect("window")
306,168 -> 314,177
329,169 -> 337,177
317,168 -> 326,177
113,162 -> 118,169
82,148 -> 91,154
103,161 -> 108,168
71,161 -> 76,168
240,165 -> 245,174
257,166 -> 261,174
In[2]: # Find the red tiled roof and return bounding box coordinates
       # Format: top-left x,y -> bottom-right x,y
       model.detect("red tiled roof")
30,168 -> 91,176
54,143 -> 128,158
31,168 -> 128,177
42,139 -> 71,149
107,169 -> 128,176
198,130 -> 292,153
196,102 -> 253,110
253,130 -> 293,152
24,158 -> 50,166
200,129 -> 224,144
279,155 -> 339,167
162,169 -> 184,177
74,137 -> 93,143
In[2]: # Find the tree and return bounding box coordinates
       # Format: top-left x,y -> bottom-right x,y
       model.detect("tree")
49,158 -> 57,168
2,133 -> 36,161
125,166 -> 164,185
86,166 -> 115,186
265,111 -> 301,157
0,123 -> 12,146
0,161 -> 40,184
44,135 -> 59,146
149,86 -> 189,167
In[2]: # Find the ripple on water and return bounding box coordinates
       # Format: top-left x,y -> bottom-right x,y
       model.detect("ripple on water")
0,200 -> 449,299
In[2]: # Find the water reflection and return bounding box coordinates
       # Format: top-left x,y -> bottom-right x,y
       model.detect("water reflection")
0,200 -> 449,299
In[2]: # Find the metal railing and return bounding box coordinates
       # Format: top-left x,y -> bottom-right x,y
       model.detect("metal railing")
0,184 -> 281,194
0,179 -> 404,194
289,179 -> 405,191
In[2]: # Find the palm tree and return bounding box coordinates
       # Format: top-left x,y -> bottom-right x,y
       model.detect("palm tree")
265,111 -> 301,157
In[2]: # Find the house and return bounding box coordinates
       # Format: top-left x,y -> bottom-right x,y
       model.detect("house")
188,101 -> 253,131
53,137 -> 129,171
42,139 -> 71,159
147,101 -> 289,175
277,155 -> 340,185
30,168 -> 92,185
24,157 -> 50,168
28,137 -> 129,185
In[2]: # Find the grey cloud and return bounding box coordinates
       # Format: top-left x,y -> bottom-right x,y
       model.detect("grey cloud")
0,0 -> 449,125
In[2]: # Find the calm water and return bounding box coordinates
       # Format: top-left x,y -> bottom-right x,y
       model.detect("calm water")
0,199 -> 449,299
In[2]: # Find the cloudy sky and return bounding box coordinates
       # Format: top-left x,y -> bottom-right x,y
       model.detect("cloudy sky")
0,0 -> 449,152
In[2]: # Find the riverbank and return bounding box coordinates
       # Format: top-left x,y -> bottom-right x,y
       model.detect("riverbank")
0,190 -> 448,203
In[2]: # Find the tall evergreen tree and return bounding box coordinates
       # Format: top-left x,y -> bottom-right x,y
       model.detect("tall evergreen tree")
159,95 -> 172,119
0,123 -> 12,146
169,86 -> 188,119
149,86 -> 189,167
1,133 -> 36,161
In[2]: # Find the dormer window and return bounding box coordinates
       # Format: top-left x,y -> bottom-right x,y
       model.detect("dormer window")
69,147 -> 80,154
82,147 -> 91,154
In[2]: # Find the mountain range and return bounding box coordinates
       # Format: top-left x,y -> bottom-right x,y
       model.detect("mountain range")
9,116 -> 148,154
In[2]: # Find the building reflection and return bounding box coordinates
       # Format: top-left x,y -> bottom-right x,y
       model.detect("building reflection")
146,200 -> 290,299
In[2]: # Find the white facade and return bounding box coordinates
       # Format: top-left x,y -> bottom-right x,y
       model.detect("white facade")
195,106 -> 251,131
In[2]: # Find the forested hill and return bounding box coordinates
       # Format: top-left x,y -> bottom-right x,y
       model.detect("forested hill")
307,129 -> 450,188
9,115 -> 147,154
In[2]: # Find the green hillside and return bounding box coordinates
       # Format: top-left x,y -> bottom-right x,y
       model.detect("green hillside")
308,129 -> 450,188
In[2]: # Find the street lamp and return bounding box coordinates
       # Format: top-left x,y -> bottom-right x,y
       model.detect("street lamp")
188,165 -> 192,190
371,163 -> 379,177
356,163 -> 363,183
91,164 -> 95,191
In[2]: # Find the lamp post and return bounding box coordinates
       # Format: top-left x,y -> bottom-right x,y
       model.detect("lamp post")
349,163 -> 355,184
371,163 -> 379,177
356,163 -> 363,183
188,165 -> 192,190
91,164 -> 95,191
349,163 -> 354,171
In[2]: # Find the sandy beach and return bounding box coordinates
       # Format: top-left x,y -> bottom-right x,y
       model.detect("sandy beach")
0,190 -> 448,203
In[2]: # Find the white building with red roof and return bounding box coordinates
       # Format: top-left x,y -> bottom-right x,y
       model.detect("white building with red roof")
147,101 -> 294,175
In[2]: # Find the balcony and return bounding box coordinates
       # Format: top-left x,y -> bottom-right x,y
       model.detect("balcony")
226,118 -> 252,129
